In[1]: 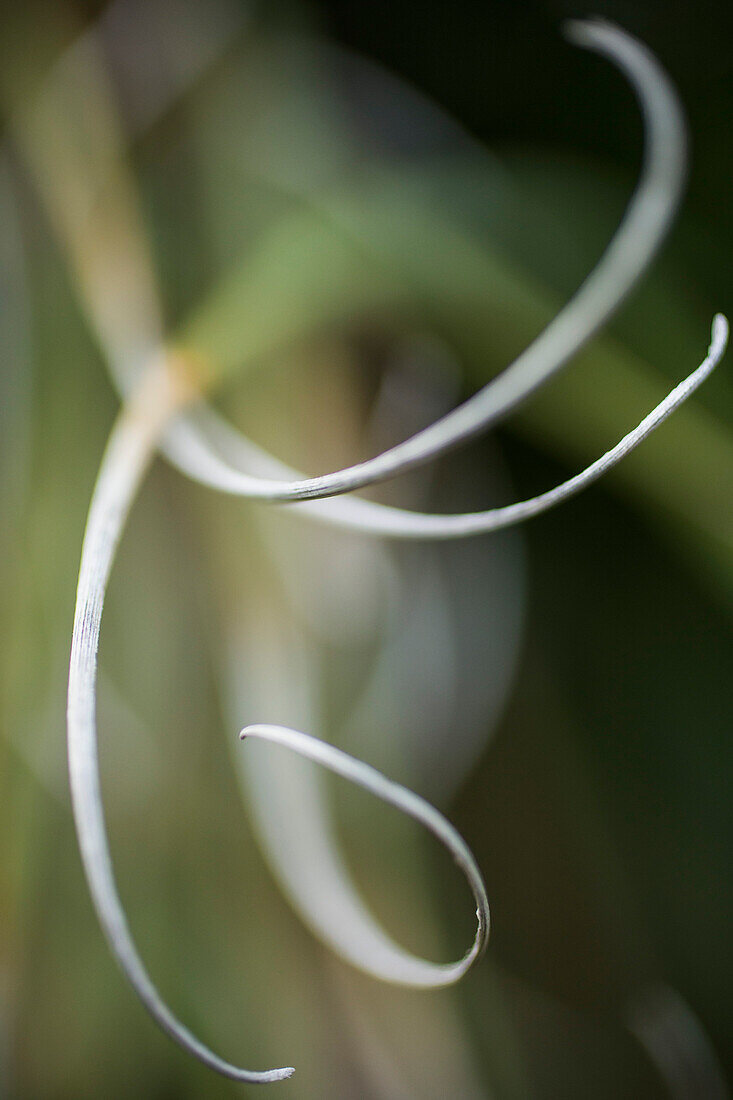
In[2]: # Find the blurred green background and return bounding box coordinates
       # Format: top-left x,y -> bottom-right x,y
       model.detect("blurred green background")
0,0 -> 731,1097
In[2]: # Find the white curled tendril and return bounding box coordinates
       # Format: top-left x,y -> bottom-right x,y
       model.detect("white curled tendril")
169,315 -> 728,539
154,16 -> 691,521
67,363 -> 294,1084
239,724 -> 490,987
63,15 -> 729,1088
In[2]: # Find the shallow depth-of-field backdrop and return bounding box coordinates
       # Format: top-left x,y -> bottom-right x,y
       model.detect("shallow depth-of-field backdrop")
1,0 -> 732,1097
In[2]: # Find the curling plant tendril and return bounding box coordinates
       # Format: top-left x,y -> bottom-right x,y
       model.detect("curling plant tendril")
24,15 -> 727,1085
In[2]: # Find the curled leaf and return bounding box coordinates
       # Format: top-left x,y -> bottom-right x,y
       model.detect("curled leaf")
239,723 -> 490,986
67,365 -> 294,1083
